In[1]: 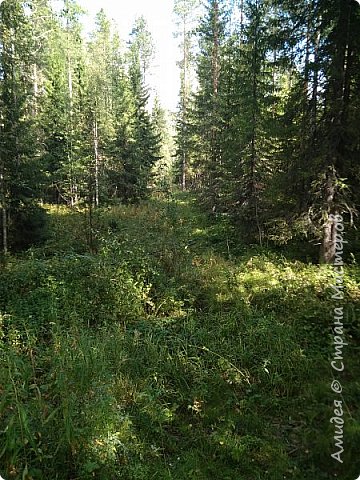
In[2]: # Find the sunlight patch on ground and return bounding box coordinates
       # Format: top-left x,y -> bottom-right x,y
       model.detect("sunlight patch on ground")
192,228 -> 206,235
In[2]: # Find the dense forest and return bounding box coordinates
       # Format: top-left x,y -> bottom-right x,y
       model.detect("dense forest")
1,0 -> 360,260
0,1 -> 360,479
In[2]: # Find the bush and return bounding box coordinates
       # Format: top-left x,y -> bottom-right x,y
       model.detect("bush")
0,193 -> 359,479
8,204 -> 49,252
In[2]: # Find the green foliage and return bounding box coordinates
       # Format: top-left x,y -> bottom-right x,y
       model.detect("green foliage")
0,193 -> 359,479
173,0 -> 200,190
181,0 -> 360,257
8,205 -> 49,252
0,0 -> 360,476
0,0 -> 47,253
151,98 -> 175,193
0,1 -> 168,255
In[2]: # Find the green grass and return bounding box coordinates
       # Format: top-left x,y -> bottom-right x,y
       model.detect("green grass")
0,192 -> 359,479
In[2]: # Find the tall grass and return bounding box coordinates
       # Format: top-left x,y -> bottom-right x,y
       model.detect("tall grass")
0,193 -> 359,479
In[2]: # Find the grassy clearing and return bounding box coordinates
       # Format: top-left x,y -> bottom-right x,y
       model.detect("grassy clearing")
0,193 -> 359,479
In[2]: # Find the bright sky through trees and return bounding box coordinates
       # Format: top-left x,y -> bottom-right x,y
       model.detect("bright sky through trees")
75,0 -> 180,111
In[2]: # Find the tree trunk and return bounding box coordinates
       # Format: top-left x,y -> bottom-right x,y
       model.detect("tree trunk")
181,17 -> 188,191
212,1 -> 220,97
0,168 -> 7,256
240,0 -> 244,40
93,118 -> 99,207
66,0 -> 76,206
33,63 -> 38,117
181,151 -> 186,191
311,30 -> 320,130
320,214 -> 337,264
250,2 -> 261,245
209,0 -> 220,207
320,170 -> 336,264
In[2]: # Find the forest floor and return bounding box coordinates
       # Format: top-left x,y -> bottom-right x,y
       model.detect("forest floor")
0,192 -> 360,480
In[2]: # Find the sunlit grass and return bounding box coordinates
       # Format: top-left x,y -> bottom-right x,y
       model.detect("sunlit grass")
0,193 -> 359,479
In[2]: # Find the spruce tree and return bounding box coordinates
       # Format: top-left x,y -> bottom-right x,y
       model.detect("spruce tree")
193,0 -> 228,210
174,0 -> 199,190
114,17 -> 161,203
0,0 -> 47,253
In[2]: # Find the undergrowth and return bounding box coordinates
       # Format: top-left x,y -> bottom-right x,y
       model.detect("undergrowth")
0,193 -> 359,479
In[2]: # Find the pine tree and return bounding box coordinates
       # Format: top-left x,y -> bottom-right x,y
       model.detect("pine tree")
114,17 -> 161,203
58,0 -> 87,206
151,97 -> 175,193
315,0 -> 360,262
0,0 -> 47,253
230,0 -> 275,243
84,9 -> 118,207
193,0 -> 228,210
174,0 -> 199,190
268,0 -> 360,261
